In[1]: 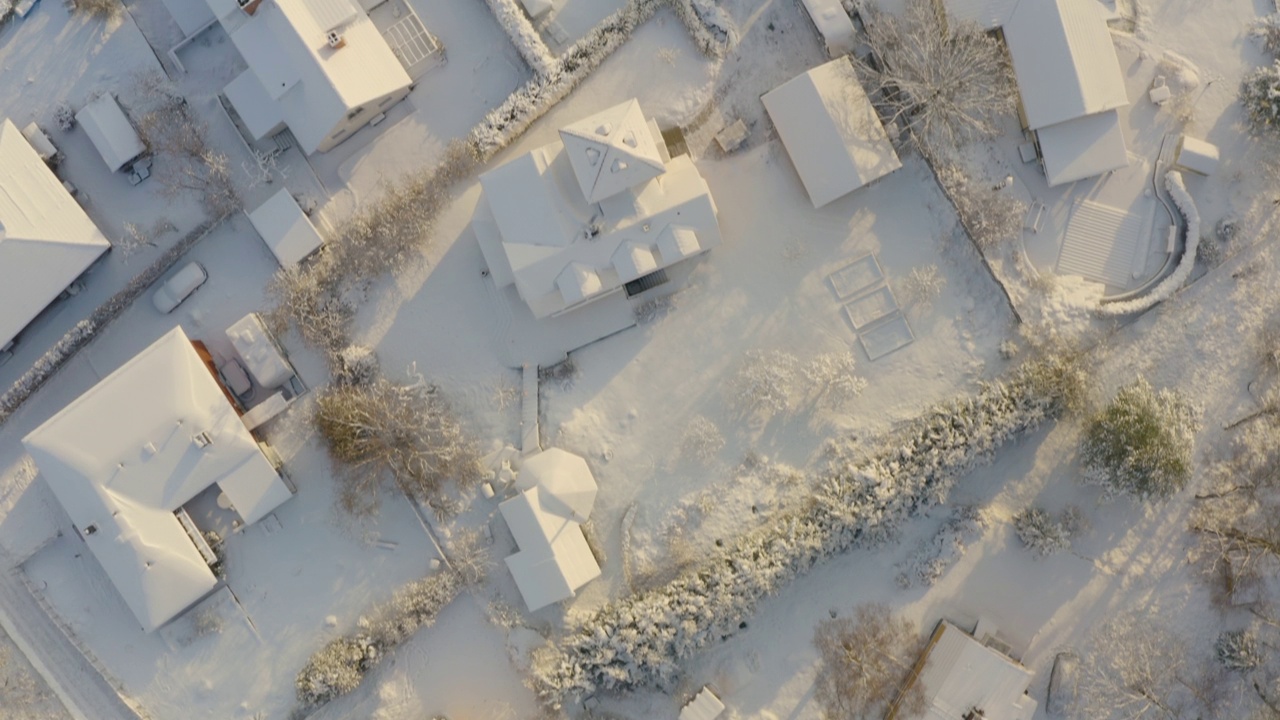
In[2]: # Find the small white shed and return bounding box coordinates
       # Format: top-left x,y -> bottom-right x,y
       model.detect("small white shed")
247,187 -> 326,267
1174,135 -> 1219,176
76,94 -> 145,172
799,0 -> 857,58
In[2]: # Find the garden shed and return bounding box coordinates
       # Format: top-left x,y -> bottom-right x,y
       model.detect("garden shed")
75,93 -> 146,172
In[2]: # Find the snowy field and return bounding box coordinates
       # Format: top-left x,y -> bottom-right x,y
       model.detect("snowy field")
2,0 -> 1280,715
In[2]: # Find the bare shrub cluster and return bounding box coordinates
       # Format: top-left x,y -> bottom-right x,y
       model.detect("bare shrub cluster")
314,376 -> 484,517
813,604 -> 926,720
73,0 -> 123,19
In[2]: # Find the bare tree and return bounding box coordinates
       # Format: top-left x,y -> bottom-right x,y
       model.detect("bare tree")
727,350 -> 799,418
1078,613 -> 1224,719
803,351 -> 867,409
856,0 -> 1018,155
899,264 -> 946,307
263,265 -> 352,356
242,148 -> 289,190
132,73 -> 240,217
813,604 -> 927,720
314,375 -> 484,517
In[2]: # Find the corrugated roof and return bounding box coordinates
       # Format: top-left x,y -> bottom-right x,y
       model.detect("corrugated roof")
1004,0 -> 1128,130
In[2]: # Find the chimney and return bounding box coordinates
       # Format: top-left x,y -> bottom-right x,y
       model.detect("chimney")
327,30 -> 346,49
238,0 -> 262,15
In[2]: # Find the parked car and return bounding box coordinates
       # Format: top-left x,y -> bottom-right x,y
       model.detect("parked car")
152,262 -> 207,313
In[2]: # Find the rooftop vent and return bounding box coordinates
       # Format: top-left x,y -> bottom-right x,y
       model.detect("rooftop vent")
83,524 -> 98,536
193,431 -> 213,448
327,30 -> 346,49
237,0 -> 262,14
595,122 -> 612,137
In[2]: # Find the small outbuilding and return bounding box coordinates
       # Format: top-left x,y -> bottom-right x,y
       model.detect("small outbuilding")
247,187 -> 326,267
887,619 -> 1037,720
499,448 -> 601,611
798,0 -> 857,58
762,57 -> 902,208
680,687 -> 726,720
1174,135 -> 1219,176
75,94 -> 146,173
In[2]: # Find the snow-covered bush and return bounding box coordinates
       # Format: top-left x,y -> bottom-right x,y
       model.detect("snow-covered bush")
803,351 -> 867,409
679,415 -> 724,463
296,570 -> 463,708
1013,506 -> 1072,557
897,505 -> 986,587
857,0 -> 1017,154
813,604 -> 925,720
1098,173 -> 1201,317
480,0 -> 557,78
53,104 -> 75,131
1216,630 -> 1263,672
334,345 -> 379,387
1243,61 -> 1280,134
314,377 -> 484,517
74,0 -> 123,19
469,0 -> 734,159
529,354 -> 1081,706
899,264 -> 946,307
935,162 -> 1026,250
0,217 -> 220,426
727,350 -> 798,417
1081,377 -> 1199,502
1252,14 -> 1280,56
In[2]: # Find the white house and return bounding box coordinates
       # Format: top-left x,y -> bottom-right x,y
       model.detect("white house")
999,0 -> 1130,186
888,620 -> 1037,720
0,118 -> 111,353
473,99 -> 723,319
23,328 -> 295,632
177,0 -> 413,155
762,56 -> 902,208
498,448 -> 601,611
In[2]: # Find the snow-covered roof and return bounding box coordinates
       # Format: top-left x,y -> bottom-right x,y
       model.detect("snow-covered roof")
216,0 -> 411,154
0,119 -> 110,351
1036,109 -> 1129,187
680,687 -> 726,720
160,0 -> 215,36
247,186 -> 325,267
75,94 -> 145,172
944,0 -> 1019,30
23,328 -> 293,632
225,69 -> 287,141
1175,136 -> 1219,176
906,621 -> 1037,720
762,57 -> 902,208
475,101 -> 722,319
499,487 -> 601,611
559,99 -> 666,203
516,448 -> 597,522
1003,0 -> 1128,130
799,0 -> 857,57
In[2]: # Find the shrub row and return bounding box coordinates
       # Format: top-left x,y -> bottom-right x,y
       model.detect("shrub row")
529,355 -> 1084,706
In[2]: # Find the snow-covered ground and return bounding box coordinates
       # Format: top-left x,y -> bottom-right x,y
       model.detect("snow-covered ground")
3,0 -> 1280,715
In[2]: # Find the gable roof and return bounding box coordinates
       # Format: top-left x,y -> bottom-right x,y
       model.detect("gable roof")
75,94 -> 146,173
216,0 -> 411,153
0,119 -> 111,350
1036,108 -> 1129,186
907,621 -> 1037,720
762,57 -> 902,208
499,487 -> 600,611
559,99 -> 666,203
23,328 -> 291,631
517,448 -> 597,522
1003,0 -> 1128,130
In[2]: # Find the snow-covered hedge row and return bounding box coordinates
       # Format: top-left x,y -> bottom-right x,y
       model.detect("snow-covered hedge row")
482,0 -> 558,78
0,216 -> 221,426
530,355 -> 1083,706
1097,172 -> 1200,317
896,505 -> 986,587
296,569 -> 463,708
469,0 -> 734,159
